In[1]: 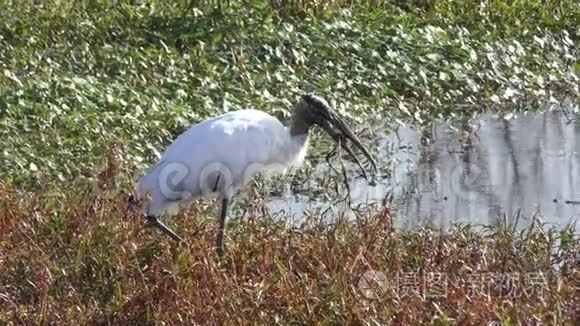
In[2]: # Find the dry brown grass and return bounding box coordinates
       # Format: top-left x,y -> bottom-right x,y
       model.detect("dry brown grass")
0,172 -> 577,324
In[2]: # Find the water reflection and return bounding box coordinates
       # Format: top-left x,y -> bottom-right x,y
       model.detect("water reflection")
268,108 -> 580,230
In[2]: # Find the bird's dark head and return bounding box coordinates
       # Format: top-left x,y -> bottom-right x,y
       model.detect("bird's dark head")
290,93 -> 333,134
291,93 -> 377,179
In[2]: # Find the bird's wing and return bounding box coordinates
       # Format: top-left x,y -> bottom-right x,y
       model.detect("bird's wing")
137,109 -> 292,202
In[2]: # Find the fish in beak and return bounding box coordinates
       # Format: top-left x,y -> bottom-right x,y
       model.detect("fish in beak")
300,94 -> 378,181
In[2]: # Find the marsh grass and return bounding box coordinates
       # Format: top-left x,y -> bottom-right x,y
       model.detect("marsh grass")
0,166 -> 577,324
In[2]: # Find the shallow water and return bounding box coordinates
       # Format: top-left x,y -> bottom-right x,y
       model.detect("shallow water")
267,107 -> 580,230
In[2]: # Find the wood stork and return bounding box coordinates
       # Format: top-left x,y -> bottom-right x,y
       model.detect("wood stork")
136,93 -> 377,256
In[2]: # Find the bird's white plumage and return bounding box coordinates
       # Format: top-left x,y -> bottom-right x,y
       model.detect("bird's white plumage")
137,109 -> 308,217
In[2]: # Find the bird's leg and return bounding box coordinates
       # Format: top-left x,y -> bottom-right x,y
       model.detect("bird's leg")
146,215 -> 184,242
216,197 -> 229,258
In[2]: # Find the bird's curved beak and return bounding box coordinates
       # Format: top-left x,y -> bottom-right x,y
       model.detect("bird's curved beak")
319,113 -> 377,181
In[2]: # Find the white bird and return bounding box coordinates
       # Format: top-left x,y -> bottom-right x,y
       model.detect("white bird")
136,94 -> 376,256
